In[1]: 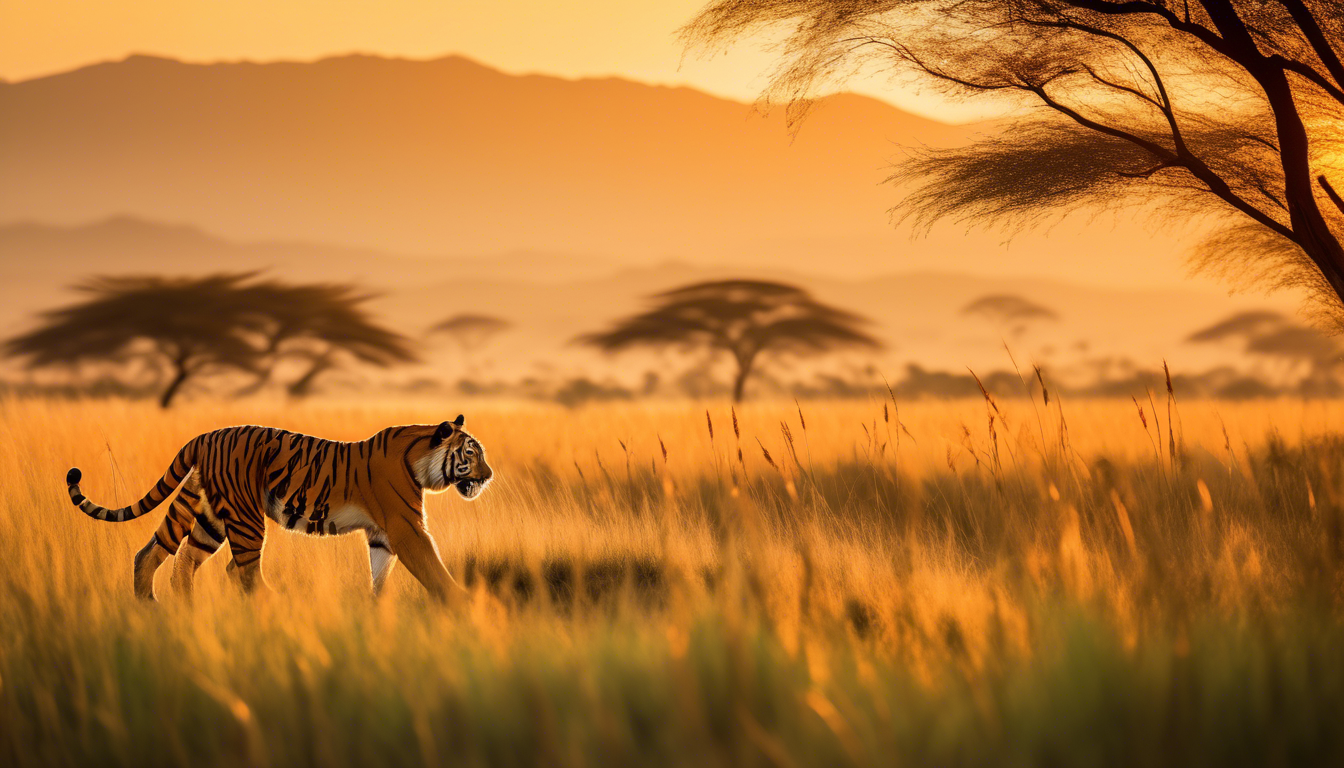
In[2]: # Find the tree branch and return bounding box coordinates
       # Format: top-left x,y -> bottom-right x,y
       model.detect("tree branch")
1275,0 -> 1344,92
1319,174 -> 1344,218
1269,53 -> 1344,104
1064,0 -> 1237,59
1026,82 -> 1176,160
1023,16 -> 1188,153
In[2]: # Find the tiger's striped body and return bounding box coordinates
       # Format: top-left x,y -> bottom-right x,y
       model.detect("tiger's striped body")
66,416 -> 492,601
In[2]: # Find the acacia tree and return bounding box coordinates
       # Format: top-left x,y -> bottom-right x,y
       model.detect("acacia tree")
431,314 -> 512,353
685,0 -> 1344,321
4,274 -> 266,407
962,294 -> 1060,337
238,282 -> 418,398
1188,309 -> 1343,383
578,279 -> 881,401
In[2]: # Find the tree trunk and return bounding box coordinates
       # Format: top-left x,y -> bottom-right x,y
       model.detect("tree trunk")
287,350 -> 335,398
1205,3 -> 1344,303
159,360 -> 191,409
731,348 -> 758,403
1261,67 -> 1344,301
233,365 -> 276,398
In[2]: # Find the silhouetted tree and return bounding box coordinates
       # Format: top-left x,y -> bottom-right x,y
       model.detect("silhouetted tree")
962,294 -> 1060,337
239,282 -> 417,398
3,274 -> 266,407
1188,310 -> 1342,382
578,280 -> 881,401
430,314 -> 512,353
685,1 -> 1344,321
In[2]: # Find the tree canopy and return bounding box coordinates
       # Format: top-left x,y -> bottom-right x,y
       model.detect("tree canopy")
430,314 -> 512,352
1188,309 -> 1342,382
685,0 -> 1344,322
962,294 -> 1060,336
578,279 -> 881,401
240,282 -> 418,397
4,274 -> 416,406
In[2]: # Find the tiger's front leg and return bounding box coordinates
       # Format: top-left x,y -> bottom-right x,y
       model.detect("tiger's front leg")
368,533 -> 399,597
384,515 -> 463,604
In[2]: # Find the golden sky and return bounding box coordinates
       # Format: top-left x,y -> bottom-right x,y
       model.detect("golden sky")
0,0 -> 984,122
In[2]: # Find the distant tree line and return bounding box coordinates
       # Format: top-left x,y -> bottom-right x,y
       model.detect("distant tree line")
8,271 -> 1327,406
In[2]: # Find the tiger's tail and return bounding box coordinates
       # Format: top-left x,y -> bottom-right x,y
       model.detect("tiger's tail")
66,438 -> 199,522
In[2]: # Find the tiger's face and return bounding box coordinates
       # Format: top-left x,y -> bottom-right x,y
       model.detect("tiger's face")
416,416 -> 493,500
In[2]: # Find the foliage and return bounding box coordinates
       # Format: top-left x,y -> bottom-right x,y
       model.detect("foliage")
684,0 -> 1344,319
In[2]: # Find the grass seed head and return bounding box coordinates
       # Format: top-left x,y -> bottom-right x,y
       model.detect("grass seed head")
1132,397 -> 1147,429
756,438 -> 779,471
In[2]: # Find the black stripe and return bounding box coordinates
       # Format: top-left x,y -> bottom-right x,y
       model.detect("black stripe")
185,536 -> 217,553
194,514 -> 225,543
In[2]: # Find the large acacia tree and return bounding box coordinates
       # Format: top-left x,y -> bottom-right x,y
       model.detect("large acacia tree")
578,279 -> 881,401
4,274 -> 266,407
685,0 -> 1344,322
6,275 -> 417,406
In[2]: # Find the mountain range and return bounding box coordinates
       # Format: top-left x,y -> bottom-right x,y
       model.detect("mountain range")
1,52 -> 1202,287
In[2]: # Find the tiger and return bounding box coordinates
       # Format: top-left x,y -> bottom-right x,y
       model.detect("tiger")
64,415 -> 492,602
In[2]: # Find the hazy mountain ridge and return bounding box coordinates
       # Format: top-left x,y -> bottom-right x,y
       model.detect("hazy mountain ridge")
0,53 -> 975,273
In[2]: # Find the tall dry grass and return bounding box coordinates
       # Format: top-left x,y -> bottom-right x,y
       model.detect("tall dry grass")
3,394 -> 1344,766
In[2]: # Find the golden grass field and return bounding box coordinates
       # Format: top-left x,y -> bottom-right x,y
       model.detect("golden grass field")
4,393 -> 1344,766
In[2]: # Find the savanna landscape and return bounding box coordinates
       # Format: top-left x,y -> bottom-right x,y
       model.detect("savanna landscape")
8,0 -> 1344,766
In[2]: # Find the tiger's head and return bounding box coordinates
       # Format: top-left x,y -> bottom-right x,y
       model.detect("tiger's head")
416,415 -> 494,499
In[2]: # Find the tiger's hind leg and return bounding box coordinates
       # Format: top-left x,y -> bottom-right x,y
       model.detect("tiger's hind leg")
222,510 -> 271,595
171,477 -> 237,599
171,523 -> 228,599
132,470 -> 203,601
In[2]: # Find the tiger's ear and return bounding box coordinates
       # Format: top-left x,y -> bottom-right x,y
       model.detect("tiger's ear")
453,414 -> 465,427
431,420 -> 455,448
